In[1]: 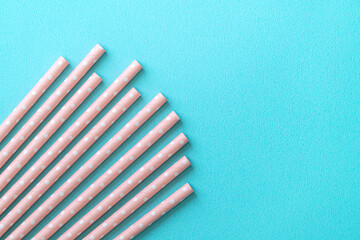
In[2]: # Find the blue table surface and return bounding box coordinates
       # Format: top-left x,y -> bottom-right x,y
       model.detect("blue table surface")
0,1 -> 359,239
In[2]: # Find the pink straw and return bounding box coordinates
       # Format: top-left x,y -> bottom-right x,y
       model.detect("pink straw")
0,61 -> 142,212
115,183 -> 194,240
0,73 -> 102,191
6,94 -> 168,239
0,56 -> 69,143
0,89 -> 140,236
61,134 -> 188,239
29,111 -> 180,239
82,157 -> 191,240
0,44 -> 105,168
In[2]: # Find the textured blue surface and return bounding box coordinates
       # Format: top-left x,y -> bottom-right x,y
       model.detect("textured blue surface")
0,1 -> 360,239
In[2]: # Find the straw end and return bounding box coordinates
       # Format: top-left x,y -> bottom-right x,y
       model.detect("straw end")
183,183 -> 194,194
156,93 -> 167,102
179,156 -> 191,167
95,43 -> 105,52
90,73 -> 103,82
58,56 -> 69,66
169,111 -> 180,121
178,133 -> 189,144
131,60 -> 143,71
130,88 -> 141,97
90,44 -> 106,58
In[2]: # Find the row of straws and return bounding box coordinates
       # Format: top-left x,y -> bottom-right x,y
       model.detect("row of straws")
0,44 -> 193,240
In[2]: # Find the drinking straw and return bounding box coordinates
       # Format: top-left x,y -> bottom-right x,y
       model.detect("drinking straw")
0,56 -> 69,143
81,157 -> 190,240
0,89 -> 140,237
0,73 -> 102,191
0,88 -> 140,213
0,44 -> 105,168
61,134 -> 188,239
115,183 -> 194,240
0,61 -> 142,211
6,94 -> 168,239
0,92 -> 157,237
24,111 -> 179,240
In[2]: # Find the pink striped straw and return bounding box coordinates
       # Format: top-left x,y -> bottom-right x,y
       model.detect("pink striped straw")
115,183 -> 194,240
6,94 -> 168,239
26,111 -> 180,240
0,89 -> 140,236
0,61 -> 142,211
0,44 -> 105,168
0,57 -> 68,143
82,157 -> 191,240
61,134 -> 188,239
0,73 -> 102,191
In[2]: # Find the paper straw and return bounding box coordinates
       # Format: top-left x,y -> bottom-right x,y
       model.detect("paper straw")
61,134 -> 188,239
0,57 -> 69,143
0,90 -> 140,237
28,111 -> 180,239
115,183 -> 194,240
0,44 -> 105,168
0,61 -> 142,213
6,94 -> 167,239
0,73 -> 102,191
0,91 -> 155,237
82,157 -> 190,240
0,89 -> 139,216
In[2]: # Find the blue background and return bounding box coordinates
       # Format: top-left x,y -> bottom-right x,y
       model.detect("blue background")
0,1 -> 359,239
